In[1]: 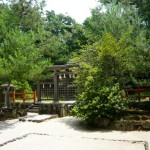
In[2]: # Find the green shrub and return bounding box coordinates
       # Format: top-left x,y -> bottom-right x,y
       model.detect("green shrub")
72,84 -> 127,124
11,80 -> 32,92
71,32 -> 137,124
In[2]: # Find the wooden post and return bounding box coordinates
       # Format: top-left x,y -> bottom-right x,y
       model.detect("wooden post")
34,91 -> 36,104
4,91 -> 7,108
137,87 -> 141,102
13,91 -> 15,103
6,84 -> 11,108
54,69 -> 58,102
37,82 -> 41,102
23,92 -> 25,103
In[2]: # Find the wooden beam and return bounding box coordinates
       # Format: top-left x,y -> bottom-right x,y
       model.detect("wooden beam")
48,64 -> 79,70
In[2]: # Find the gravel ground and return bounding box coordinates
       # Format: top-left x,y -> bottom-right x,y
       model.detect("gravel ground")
0,115 -> 150,150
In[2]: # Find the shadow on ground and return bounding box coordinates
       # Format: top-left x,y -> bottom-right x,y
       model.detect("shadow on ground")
0,120 -> 18,133
58,117 -> 113,133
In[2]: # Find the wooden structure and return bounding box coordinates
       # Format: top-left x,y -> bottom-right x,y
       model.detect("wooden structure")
12,91 -> 37,103
37,64 -> 79,102
125,87 -> 150,101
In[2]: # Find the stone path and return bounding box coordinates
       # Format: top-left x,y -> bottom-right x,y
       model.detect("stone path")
0,115 -> 150,150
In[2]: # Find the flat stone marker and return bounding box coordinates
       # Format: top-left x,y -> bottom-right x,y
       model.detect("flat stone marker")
19,113 -> 58,123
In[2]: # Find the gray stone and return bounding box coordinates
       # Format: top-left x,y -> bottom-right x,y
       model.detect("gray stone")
12,109 -> 17,118
141,115 -> 148,120
126,125 -> 134,131
114,123 -> 126,131
17,109 -> 27,117
132,120 -> 141,126
110,120 -> 143,131
93,118 -> 110,128
142,121 -> 150,129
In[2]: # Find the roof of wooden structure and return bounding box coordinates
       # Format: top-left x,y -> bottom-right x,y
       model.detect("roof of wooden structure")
49,63 -> 79,70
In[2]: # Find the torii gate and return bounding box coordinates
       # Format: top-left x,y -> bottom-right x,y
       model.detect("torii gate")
37,64 -> 79,102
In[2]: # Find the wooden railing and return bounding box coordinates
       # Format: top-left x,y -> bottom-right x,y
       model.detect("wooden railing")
125,87 -> 150,101
12,91 -> 37,103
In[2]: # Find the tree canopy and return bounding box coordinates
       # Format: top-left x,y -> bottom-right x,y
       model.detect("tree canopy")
0,1 -> 49,89
99,0 -> 150,36
42,10 -> 87,65
71,0 -> 150,123
0,0 -> 149,102
0,0 -> 87,90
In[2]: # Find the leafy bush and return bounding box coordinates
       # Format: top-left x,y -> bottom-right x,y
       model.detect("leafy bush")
72,84 -> 127,123
11,80 -> 32,92
71,32 -> 132,124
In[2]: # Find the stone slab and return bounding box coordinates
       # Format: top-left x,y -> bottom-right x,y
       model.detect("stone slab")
19,113 -> 58,123
0,134 -> 145,150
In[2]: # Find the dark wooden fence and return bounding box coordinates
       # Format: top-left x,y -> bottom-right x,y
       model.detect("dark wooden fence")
125,87 -> 150,101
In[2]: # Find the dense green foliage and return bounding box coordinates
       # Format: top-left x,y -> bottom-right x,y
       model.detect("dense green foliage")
73,84 -> 126,123
100,0 -> 150,36
72,1 -> 150,123
42,10 -> 87,64
0,0 -> 85,90
72,32 -> 133,122
0,0 -> 149,122
0,1 -> 50,90
82,0 -> 150,86
84,1 -> 142,41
